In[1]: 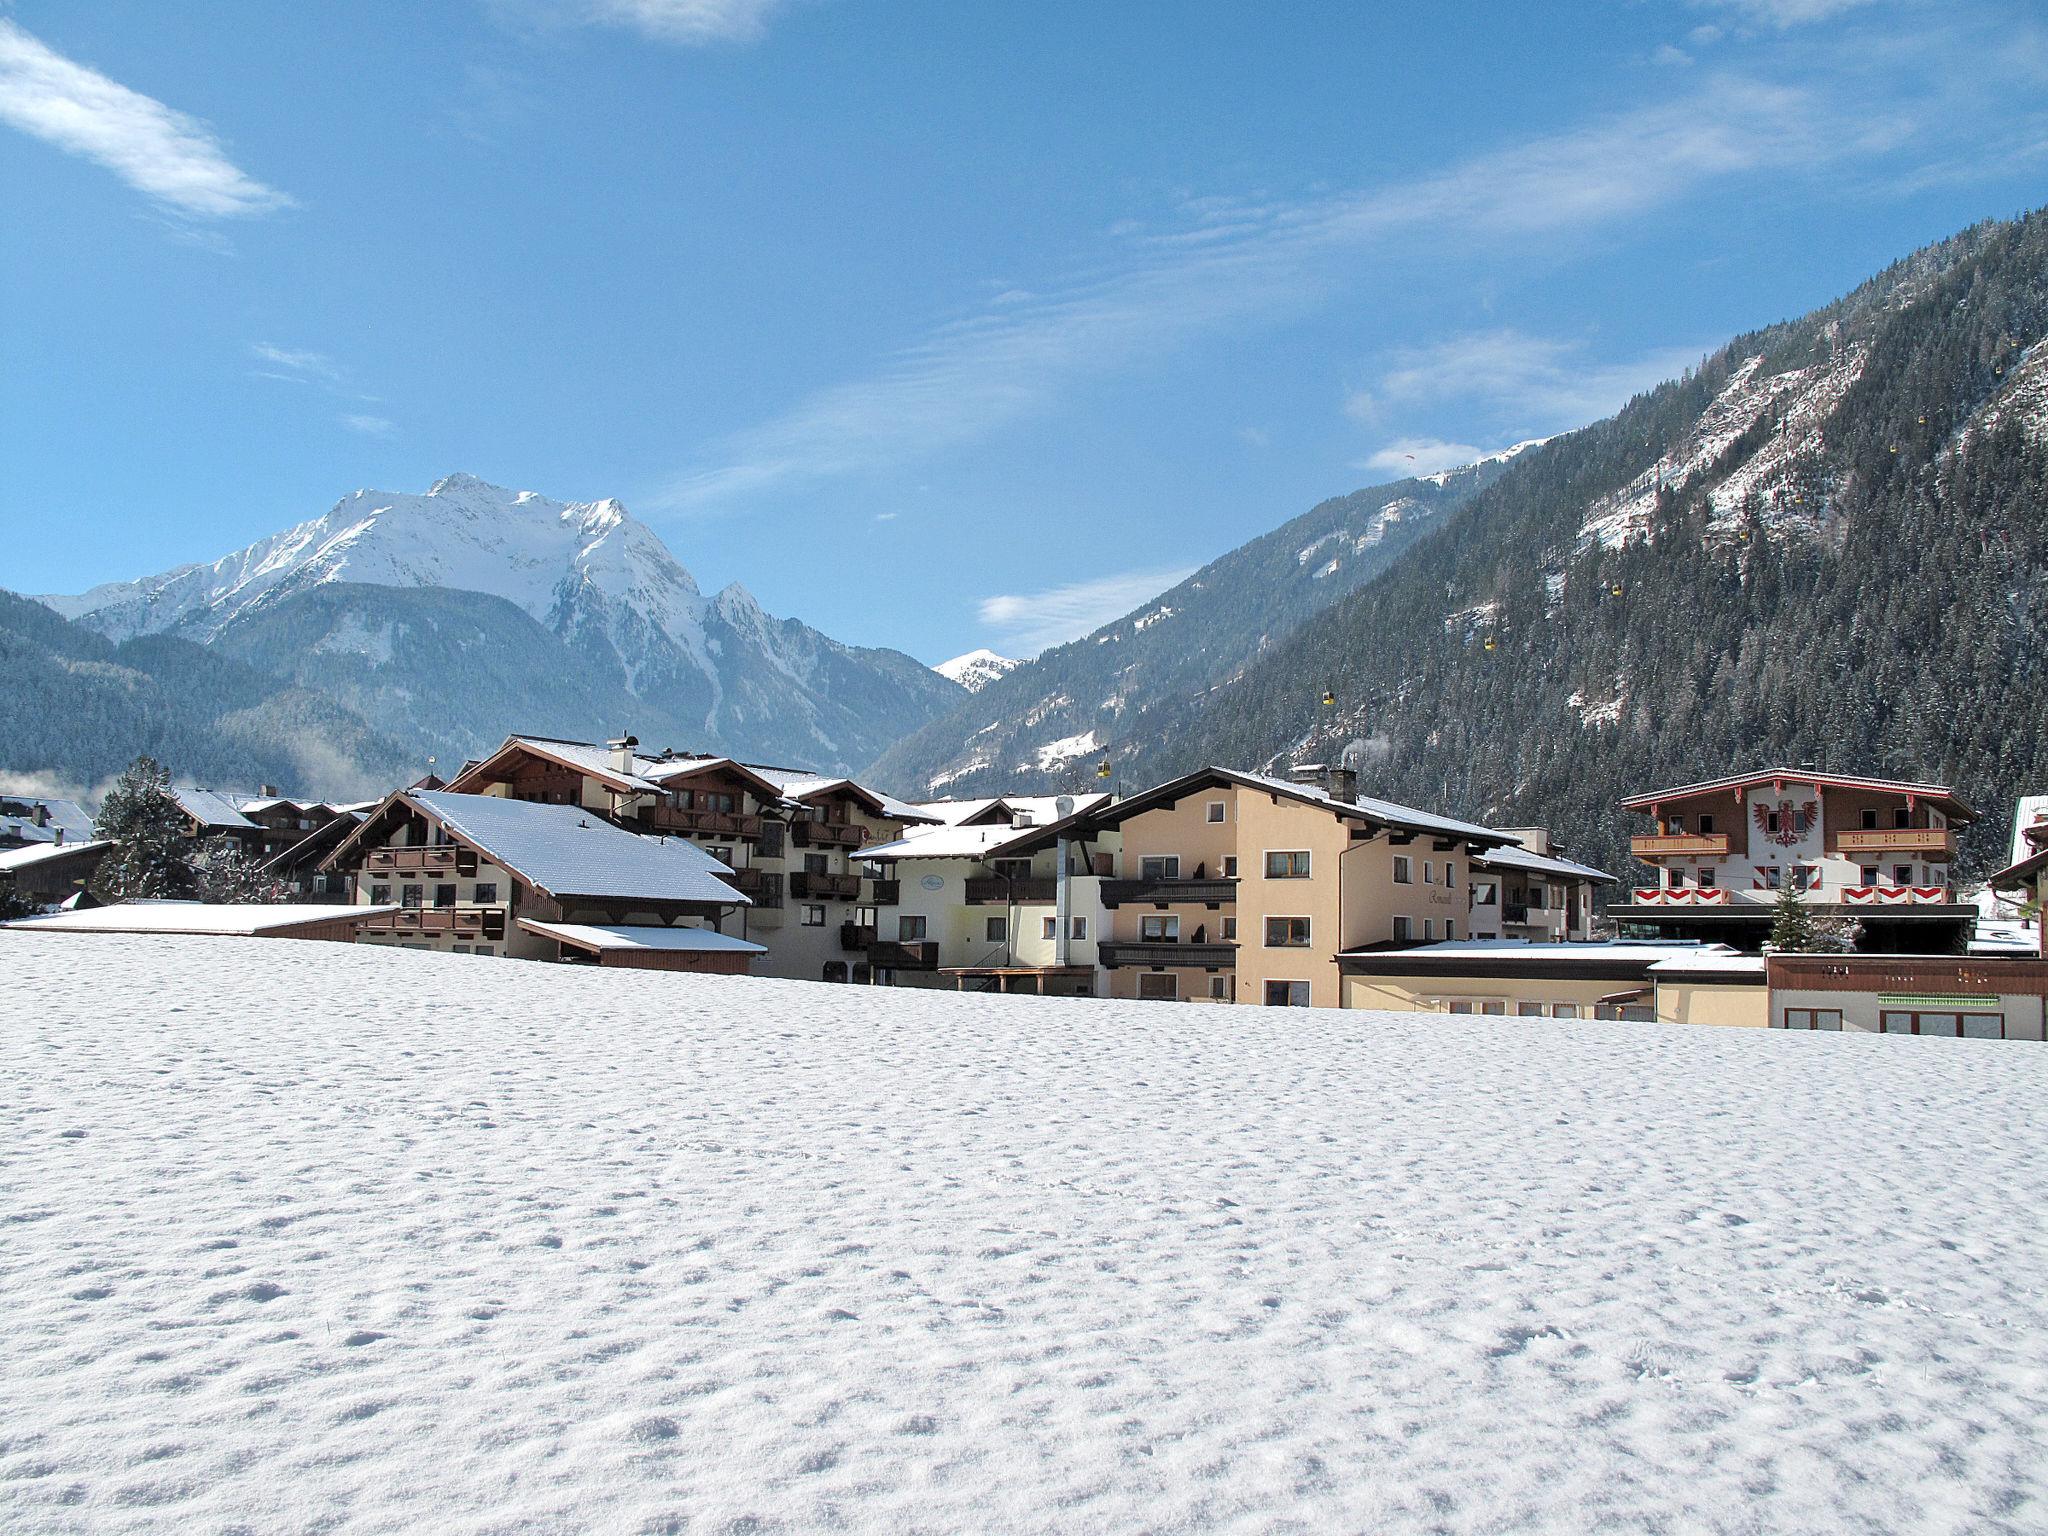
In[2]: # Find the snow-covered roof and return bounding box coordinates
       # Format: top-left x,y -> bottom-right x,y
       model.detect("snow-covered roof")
1209,769 -> 1509,844
1476,844 -> 1616,883
172,788 -> 259,830
1341,939 -> 1737,967
0,797 -> 96,845
1620,768 -> 1972,818
1,901 -> 395,936
1647,953 -> 1769,977
517,919 -> 766,955
1969,919 -> 2043,957
2010,795 -> 2048,863
857,823 -> 1045,862
0,839 -> 111,874
410,793 -> 746,906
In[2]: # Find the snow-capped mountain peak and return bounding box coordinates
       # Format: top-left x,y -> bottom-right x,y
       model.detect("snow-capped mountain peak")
933,648 -> 1020,693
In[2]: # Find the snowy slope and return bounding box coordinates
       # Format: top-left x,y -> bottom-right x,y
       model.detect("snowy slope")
43,476 -> 958,773
932,648 -> 1019,692
5,934 -> 2046,1533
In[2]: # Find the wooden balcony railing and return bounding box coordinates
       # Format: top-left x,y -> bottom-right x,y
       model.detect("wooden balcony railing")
795,820 -> 866,849
790,871 -> 861,901
364,846 -> 475,875
360,906 -> 507,938
868,939 -> 939,971
723,867 -> 783,908
964,876 -> 1058,905
868,878 -> 900,907
1098,940 -> 1238,969
1832,828 -> 1956,857
840,922 -> 877,952
1100,877 -> 1237,908
1629,833 -> 1731,858
638,805 -> 764,839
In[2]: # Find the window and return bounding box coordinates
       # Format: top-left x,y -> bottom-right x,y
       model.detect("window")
1265,850 -> 1311,879
1140,914 -> 1181,942
1137,973 -> 1179,1001
1446,863 -> 1457,890
1264,916 -> 1311,948
1448,1001 -> 1473,1014
1140,855 -> 1181,881
1668,814 -> 1686,833
1877,1009 -> 2003,1038
702,791 -> 737,814
1759,866 -> 1782,889
1471,880 -> 1497,906
1221,856 -> 1239,878
1551,1004 -> 1581,1019
472,882 -> 498,904
897,915 -> 927,941
1206,801 -> 1226,823
1042,916 -> 1058,940
1263,980 -> 1310,1007
1697,867 -> 1717,888
1208,976 -> 1229,999
1893,864 -> 1914,885
434,884 -> 456,909
473,946 -> 494,958
1392,915 -> 1414,941
1860,867 -> 1879,887
1697,814 -> 1716,834
985,916 -> 1008,943
451,944 -> 470,955
801,904 -> 826,927
1422,919 -> 1435,941
1423,860 -> 1435,885
1861,807 -> 1879,830
804,853 -> 829,875
1963,1013 -> 2004,1039
1481,1001 -> 1506,1016
1221,916 -> 1237,940
1517,1002 -> 1544,1017
1894,806 -> 1911,829
1780,1008 -> 1844,1030
401,884 -> 423,909
992,858 -> 1032,882
1393,855 -> 1413,884
1070,916 -> 1087,941
370,884 -> 391,905
1444,920 -> 1455,941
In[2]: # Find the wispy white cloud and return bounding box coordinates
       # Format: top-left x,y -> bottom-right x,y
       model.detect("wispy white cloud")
341,413 -> 396,437
250,343 -> 341,383
489,0 -> 788,46
978,565 -> 1200,656
0,19 -> 289,218
654,75 -> 1860,513
1358,439 -> 1491,477
1347,328 -> 1706,432
1689,0 -> 1879,29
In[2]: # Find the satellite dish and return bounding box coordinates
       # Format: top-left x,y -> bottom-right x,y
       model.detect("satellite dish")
1055,796 -> 1075,818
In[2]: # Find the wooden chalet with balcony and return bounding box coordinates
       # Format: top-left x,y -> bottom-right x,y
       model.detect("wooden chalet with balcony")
1610,767 -> 1978,952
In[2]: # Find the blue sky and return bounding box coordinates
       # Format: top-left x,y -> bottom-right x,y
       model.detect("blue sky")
3,0 -> 2045,664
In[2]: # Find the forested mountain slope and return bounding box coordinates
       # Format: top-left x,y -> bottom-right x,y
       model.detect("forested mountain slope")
867,448 -> 1534,794
1117,213 -> 2048,879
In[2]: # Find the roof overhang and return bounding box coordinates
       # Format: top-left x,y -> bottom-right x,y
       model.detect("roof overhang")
1619,768 -> 1974,822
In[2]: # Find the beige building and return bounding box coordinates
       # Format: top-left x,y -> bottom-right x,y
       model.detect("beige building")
439,735 -> 931,982
1338,939 -> 1765,1025
1082,765 -> 1516,1007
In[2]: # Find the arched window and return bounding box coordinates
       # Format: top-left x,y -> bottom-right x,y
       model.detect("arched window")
822,960 -> 849,984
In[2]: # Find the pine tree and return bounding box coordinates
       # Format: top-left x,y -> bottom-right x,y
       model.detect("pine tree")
1767,878 -> 1818,953
90,756 -> 198,901
191,837 -> 281,904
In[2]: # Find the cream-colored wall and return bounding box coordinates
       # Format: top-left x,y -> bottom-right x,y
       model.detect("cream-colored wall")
1770,986 -> 2046,1040
1110,790 -> 1244,1003
1654,980 -> 1768,1028
1339,833 -> 1471,949
1342,972 -> 1634,1015
1236,793 -> 1349,1008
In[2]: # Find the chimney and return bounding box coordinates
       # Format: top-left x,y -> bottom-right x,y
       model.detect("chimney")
32,802 -> 48,828
1324,767 -> 1358,805
608,735 -> 639,775
259,783 -> 280,799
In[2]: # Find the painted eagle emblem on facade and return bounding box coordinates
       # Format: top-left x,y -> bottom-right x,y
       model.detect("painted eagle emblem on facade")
1754,798 -> 1819,847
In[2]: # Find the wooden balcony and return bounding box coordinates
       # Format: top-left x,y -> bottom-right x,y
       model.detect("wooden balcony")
1629,833 -> 1731,858
964,876 -> 1059,905
868,878 -> 900,907
364,846 -> 475,875
868,939 -> 939,971
360,906 -> 506,938
795,819 -> 865,849
638,805 -> 763,839
1101,877 -> 1237,908
790,871 -> 861,901
1099,941 -> 1237,969
1832,828 -> 1956,857
724,867 -> 783,908
839,922 -> 876,952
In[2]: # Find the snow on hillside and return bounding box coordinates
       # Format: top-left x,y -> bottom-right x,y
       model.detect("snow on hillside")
5,935 -> 2046,1533
932,648 -> 1020,693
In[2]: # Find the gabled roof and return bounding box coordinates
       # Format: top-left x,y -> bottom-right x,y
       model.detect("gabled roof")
1620,768 -> 1974,820
641,755 -> 789,802
745,767 -> 941,825
1476,844 -> 1616,883
407,792 -> 744,905
0,797 -> 97,844
0,839 -> 111,874
172,788 -> 259,830
447,736 -> 667,796
2,901 -> 394,936
1084,767 -> 1513,847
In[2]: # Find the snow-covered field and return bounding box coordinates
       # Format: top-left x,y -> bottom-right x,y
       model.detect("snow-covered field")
5,936 -> 2046,1534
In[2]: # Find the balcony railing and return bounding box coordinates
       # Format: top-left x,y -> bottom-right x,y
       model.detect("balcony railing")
360,906 -> 506,937
1629,833 -> 1731,858
839,922 -> 876,952
795,819 -> 866,849
868,878 -> 900,907
1098,941 -> 1238,969
1100,877 -> 1238,907
964,876 -> 1059,905
364,846 -> 475,875
1832,828 -> 1956,857
724,867 -> 783,908
790,871 -> 861,901
638,805 -> 764,840
868,939 -> 939,971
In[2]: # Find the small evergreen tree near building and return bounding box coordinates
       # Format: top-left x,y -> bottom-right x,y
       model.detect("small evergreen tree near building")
192,836 -> 282,903
91,756 -> 198,902
1767,877 -> 1818,953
